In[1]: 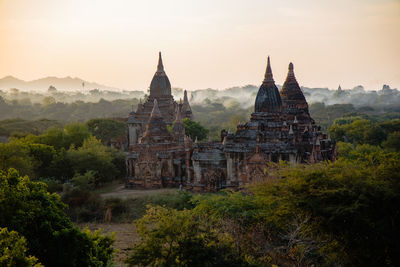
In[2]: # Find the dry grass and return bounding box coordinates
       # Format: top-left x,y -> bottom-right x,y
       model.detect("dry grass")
77,222 -> 139,267
100,185 -> 178,200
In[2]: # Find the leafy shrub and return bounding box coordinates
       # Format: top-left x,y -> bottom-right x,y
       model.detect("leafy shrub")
0,169 -> 114,266
62,188 -> 105,222
0,227 -> 42,267
40,178 -> 63,193
128,146 -> 400,266
126,206 -> 248,267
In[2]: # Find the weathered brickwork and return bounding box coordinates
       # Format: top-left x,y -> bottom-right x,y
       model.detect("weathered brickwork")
126,54 -> 336,190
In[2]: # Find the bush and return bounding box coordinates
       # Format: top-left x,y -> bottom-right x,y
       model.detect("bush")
0,169 -> 115,266
62,188 -> 105,222
0,227 -> 42,267
40,178 -> 63,193
126,206 -> 248,267
128,147 -> 400,266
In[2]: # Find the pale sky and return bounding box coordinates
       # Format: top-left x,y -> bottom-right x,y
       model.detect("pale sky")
0,0 -> 399,91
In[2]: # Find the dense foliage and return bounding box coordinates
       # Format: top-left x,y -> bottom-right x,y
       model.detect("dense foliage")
0,118 -> 61,138
0,169 -> 115,266
329,116 -> 400,150
128,145 -> 400,266
127,206 -> 248,267
0,95 -> 138,121
0,122 -> 125,187
87,118 -> 126,146
182,118 -> 209,141
0,227 -> 42,267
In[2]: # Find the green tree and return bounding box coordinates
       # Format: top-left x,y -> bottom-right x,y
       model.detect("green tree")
0,140 -> 33,177
382,131 -> 400,152
67,136 -> 120,185
126,206 -> 247,267
64,122 -> 91,148
0,168 -> 115,266
71,170 -> 96,190
87,118 -> 126,146
27,143 -> 56,179
0,227 -> 42,267
182,118 -> 209,141
47,148 -> 74,182
28,127 -> 67,150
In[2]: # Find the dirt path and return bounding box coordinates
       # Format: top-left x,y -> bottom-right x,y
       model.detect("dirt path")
76,187 -> 179,265
78,222 -> 138,267
100,185 -> 178,199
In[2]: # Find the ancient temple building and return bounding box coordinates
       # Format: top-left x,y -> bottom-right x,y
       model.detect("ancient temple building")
126,53 -> 193,188
127,52 -> 193,147
187,57 -> 336,191
126,54 -> 336,191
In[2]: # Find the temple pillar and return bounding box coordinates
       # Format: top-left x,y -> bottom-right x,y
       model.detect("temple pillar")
226,153 -> 236,185
193,161 -> 201,183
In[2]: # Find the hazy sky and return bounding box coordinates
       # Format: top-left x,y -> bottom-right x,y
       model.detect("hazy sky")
0,0 -> 399,91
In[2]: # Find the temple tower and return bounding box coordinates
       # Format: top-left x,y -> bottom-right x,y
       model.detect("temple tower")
181,90 -> 194,120
149,52 -> 172,97
280,63 -> 313,125
254,56 -> 282,113
139,99 -> 174,144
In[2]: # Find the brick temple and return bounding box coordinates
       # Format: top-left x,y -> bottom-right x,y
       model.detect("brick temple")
126,53 -> 336,191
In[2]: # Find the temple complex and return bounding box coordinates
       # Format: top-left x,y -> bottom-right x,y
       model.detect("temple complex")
126,54 -> 336,191
125,53 -> 193,188
127,52 -> 193,147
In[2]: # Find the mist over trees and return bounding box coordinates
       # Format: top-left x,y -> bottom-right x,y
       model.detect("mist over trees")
1,79 -> 400,266
1,82 -> 399,141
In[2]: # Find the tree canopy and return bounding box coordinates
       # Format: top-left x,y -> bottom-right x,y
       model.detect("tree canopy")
127,145 -> 400,266
0,168 -> 115,266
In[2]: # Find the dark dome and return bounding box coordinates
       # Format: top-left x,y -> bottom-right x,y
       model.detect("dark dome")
149,52 -> 171,97
150,74 -> 171,96
254,57 -> 282,113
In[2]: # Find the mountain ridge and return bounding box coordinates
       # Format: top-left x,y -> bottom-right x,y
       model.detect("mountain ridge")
0,75 -> 122,92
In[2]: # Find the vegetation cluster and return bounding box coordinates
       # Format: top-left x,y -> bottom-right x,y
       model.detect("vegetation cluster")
1,87 -> 400,266
126,144 -> 400,266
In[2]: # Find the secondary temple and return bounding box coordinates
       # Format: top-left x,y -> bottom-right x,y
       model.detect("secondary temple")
126,54 -> 336,191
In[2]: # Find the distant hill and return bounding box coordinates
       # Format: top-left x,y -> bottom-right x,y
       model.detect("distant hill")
0,75 -> 122,92
1,75 -> 398,110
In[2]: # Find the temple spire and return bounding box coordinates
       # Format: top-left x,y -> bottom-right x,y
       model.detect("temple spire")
157,51 -> 164,73
263,56 -> 274,83
183,90 -> 189,103
150,99 -> 162,118
287,62 -> 295,79
175,106 -> 182,123
255,55 -> 282,113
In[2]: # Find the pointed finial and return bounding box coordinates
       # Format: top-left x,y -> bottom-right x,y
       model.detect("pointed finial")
294,116 -> 298,124
150,99 -> 162,118
228,128 -> 233,135
287,62 -> 295,78
183,90 -> 188,103
157,51 -> 164,72
338,85 -> 342,92
263,56 -> 274,83
289,124 -> 294,135
195,136 -> 198,144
